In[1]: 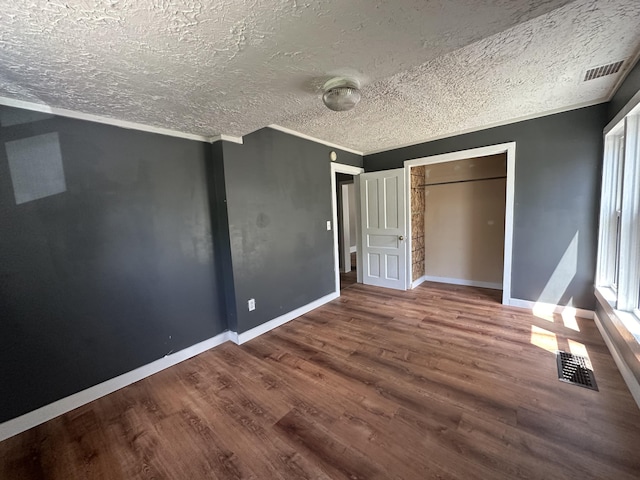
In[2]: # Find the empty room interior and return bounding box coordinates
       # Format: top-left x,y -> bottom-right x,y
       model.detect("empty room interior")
2,1 -> 640,479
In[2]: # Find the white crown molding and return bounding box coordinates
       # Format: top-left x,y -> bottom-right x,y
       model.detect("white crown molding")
0,96 -> 211,143
364,100 -> 606,156
209,134 -> 244,144
268,124 -> 364,156
605,85 -> 640,135
0,331 -> 231,442
606,46 -> 640,103
0,97 -> 612,156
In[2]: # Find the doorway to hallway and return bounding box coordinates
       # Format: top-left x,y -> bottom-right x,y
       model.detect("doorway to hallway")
330,163 -> 364,294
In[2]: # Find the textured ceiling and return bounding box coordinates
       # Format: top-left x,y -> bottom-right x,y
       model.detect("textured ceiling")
0,0 -> 638,153
280,0 -> 640,153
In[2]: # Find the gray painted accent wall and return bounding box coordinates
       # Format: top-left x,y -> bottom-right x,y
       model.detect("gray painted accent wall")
207,141 -> 238,332
365,105 -> 607,310
221,127 -> 362,333
0,106 -> 226,423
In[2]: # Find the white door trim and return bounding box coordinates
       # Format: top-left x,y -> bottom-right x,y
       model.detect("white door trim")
331,163 -> 364,294
404,142 -> 516,305
339,182 -> 352,273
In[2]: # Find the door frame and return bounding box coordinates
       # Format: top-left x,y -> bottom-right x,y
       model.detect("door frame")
331,163 -> 364,295
404,142 -> 516,305
338,181 -> 355,274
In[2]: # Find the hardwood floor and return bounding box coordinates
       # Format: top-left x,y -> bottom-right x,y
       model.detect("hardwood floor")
340,252 -> 357,290
339,269 -> 357,290
2,282 -> 640,479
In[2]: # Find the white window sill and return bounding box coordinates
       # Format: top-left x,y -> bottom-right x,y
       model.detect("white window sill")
595,286 -> 640,345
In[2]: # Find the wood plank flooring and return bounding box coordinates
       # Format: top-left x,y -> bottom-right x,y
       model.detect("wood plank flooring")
340,252 -> 357,290
2,282 -> 640,479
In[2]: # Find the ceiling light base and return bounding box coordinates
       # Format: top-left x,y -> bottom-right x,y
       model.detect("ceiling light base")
322,77 -> 361,112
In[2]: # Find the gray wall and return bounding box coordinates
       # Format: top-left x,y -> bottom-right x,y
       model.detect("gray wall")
366,105 -> 607,309
0,106 -> 226,422
607,59 -> 640,124
207,141 -> 238,332
221,128 -> 362,333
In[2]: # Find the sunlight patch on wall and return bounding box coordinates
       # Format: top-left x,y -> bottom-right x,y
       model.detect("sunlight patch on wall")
561,305 -> 581,332
533,231 -> 578,317
531,303 -> 556,322
530,303 -> 581,331
6,132 -> 66,205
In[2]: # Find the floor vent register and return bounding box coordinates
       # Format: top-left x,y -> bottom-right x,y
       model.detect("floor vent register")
556,351 -> 598,391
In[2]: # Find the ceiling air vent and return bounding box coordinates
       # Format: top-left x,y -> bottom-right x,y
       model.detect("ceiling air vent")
583,61 -> 624,81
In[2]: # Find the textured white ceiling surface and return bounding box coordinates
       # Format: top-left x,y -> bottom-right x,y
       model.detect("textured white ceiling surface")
0,0 -> 638,153
279,0 -> 640,153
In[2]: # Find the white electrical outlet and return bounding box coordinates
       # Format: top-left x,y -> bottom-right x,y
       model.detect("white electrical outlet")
326,220 -> 331,231
248,298 -> 255,311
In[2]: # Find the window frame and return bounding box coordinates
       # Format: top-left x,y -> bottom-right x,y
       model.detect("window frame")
597,107 -> 640,318
597,125 -> 625,292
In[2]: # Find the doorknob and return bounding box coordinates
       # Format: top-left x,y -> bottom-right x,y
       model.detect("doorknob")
399,235 -> 404,241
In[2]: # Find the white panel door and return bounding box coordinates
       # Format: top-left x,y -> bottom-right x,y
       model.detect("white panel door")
360,168 -> 407,290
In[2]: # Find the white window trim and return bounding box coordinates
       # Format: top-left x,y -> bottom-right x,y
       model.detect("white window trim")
597,101 -> 640,326
596,135 -> 621,288
617,114 -> 640,311
596,287 -> 640,344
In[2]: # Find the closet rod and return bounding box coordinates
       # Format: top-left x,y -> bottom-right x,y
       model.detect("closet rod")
419,175 -> 506,188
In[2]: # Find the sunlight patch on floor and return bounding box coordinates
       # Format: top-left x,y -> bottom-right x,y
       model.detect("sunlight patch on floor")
530,325 -> 558,353
568,338 -> 590,361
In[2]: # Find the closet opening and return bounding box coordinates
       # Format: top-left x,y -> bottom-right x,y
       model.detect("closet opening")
405,143 -> 515,305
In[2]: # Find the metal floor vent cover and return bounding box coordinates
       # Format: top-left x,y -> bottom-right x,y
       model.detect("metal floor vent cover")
556,351 -> 598,391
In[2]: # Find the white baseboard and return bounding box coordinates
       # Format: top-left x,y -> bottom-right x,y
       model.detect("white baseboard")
229,291 -> 339,345
0,290 -> 343,442
411,275 -> 427,289
0,331 -> 231,442
350,245 -> 357,253
508,298 -> 594,320
423,275 -> 502,290
594,314 -> 640,410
